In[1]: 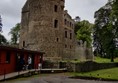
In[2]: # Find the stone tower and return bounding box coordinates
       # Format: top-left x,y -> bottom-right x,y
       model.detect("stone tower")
19,0 -> 76,62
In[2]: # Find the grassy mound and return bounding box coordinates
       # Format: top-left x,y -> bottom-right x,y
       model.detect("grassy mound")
72,67 -> 118,81
94,57 -> 118,63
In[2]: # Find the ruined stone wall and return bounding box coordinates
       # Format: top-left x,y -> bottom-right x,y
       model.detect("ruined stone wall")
20,0 -> 77,63
62,10 -> 76,60
75,41 -> 94,61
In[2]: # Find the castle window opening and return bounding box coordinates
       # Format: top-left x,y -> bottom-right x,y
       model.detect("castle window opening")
67,21 -> 70,27
54,5 -> 58,12
65,31 -> 67,38
23,41 -> 25,47
57,38 -> 59,42
70,22 -> 71,27
70,33 -> 72,39
54,20 -> 58,28
61,6 -> 64,11
70,45 -> 72,49
65,44 -> 67,48
6,52 -> 11,63
65,19 -> 67,25
72,24 -> 74,28
71,24 -> 73,28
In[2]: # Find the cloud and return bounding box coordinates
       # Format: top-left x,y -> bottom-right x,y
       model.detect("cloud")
0,0 -> 107,40
0,0 -> 26,40
65,0 -> 108,23
0,0 -> 26,19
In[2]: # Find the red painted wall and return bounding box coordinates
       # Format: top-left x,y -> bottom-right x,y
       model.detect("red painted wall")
0,49 -> 43,75
0,51 -> 16,75
34,54 -> 40,69
0,51 -> 7,75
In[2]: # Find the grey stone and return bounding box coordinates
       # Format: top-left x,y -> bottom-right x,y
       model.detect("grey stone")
19,0 -> 76,64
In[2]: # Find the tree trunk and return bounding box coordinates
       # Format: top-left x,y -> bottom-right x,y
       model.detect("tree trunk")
111,53 -> 114,62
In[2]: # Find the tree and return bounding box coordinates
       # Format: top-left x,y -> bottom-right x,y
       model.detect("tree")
93,0 -> 118,62
9,23 -> 20,45
0,15 -> 2,32
75,20 -> 93,47
0,33 -> 7,45
0,15 -> 7,45
93,1 -> 112,58
109,0 -> 118,62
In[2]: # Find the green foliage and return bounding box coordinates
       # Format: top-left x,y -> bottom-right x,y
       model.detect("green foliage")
9,23 -> 20,45
93,1 -> 118,62
94,56 -> 118,63
94,56 -> 111,63
0,33 -> 7,45
75,20 -> 93,47
111,0 -> 118,17
72,67 -> 118,80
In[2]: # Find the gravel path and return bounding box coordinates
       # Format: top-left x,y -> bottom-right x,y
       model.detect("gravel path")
1,73 -> 118,83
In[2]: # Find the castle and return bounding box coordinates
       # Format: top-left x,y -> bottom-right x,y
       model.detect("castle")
19,0 -> 77,63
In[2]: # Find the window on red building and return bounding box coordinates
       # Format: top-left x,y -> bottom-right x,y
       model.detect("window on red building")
6,52 -> 11,63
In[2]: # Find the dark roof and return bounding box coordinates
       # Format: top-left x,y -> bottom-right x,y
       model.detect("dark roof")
0,45 -> 45,54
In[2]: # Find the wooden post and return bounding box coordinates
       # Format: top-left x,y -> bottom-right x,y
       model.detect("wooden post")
4,69 -> 6,81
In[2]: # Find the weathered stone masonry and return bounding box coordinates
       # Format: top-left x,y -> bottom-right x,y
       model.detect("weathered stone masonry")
19,0 -> 76,62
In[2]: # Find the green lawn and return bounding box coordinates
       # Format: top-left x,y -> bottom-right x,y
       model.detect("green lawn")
61,56 -> 118,63
73,67 -> 118,80
94,56 -> 118,63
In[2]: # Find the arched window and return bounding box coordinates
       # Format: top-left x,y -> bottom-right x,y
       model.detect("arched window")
6,52 -> 11,63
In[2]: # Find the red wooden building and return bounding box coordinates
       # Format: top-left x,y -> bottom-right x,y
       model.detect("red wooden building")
0,46 -> 44,75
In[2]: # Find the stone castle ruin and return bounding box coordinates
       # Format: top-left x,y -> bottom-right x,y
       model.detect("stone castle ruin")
19,0 -> 93,64
19,0 -> 76,62
75,40 -> 93,61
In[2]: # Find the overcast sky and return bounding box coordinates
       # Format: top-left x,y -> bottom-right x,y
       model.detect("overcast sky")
0,0 -> 108,40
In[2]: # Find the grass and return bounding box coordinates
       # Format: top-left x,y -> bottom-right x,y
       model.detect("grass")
61,56 -> 118,63
94,56 -> 118,63
72,67 -> 118,80
94,57 -> 111,63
